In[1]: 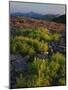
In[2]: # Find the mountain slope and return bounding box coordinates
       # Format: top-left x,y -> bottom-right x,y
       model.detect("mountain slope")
52,15 -> 66,24
11,12 -> 58,21
10,16 -> 65,32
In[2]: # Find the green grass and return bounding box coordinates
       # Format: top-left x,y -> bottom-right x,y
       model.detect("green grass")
10,27 -> 61,55
10,27 -> 65,88
16,52 -> 65,87
10,36 -> 49,55
13,27 -> 61,41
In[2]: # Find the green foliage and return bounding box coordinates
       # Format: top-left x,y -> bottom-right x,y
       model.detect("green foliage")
10,36 -> 49,55
10,27 -> 65,88
14,27 -> 61,41
10,27 -> 61,55
16,52 -> 66,87
53,33 -> 61,41
48,52 -> 66,85
16,57 -> 50,87
58,78 -> 66,85
16,73 -> 26,88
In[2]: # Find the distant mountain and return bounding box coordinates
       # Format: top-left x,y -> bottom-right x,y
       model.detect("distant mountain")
11,12 -> 42,18
52,15 -> 66,24
11,12 -> 59,21
40,14 -> 59,21
11,12 -> 24,16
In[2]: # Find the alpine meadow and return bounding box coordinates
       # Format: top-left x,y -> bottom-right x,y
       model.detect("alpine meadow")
9,2 -> 66,89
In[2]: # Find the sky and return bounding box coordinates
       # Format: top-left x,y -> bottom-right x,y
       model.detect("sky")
10,1 -> 66,15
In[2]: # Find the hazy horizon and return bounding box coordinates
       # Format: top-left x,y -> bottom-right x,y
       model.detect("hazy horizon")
10,2 -> 66,15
